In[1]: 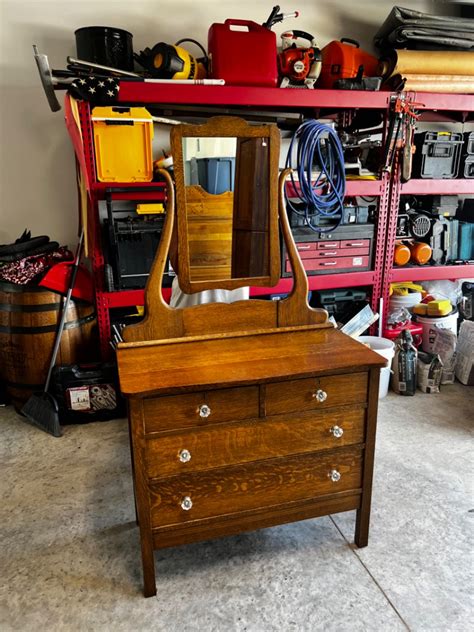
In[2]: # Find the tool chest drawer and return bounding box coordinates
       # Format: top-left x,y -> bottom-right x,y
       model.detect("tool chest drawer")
143,386 -> 259,433
286,255 -> 370,273
149,447 -> 363,527
265,372 -> 368,416
340,239 -> 370,249
145,406 -> 366,479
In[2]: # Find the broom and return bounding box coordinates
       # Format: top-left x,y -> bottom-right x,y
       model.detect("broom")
22,231 -> 84,437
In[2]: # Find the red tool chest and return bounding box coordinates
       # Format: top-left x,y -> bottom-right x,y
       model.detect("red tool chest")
283,226 -> 374,276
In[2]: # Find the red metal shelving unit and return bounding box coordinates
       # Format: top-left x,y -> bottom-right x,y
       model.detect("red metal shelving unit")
118,83 -> 396,110
379,92 -> 474,329
64,86 -> 474,356
400,180 -> 474,195
390,265 -> 474,283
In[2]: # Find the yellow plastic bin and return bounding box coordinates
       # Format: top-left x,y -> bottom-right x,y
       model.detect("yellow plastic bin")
91,106 -> 154,182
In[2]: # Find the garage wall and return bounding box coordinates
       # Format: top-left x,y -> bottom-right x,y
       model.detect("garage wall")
0,0 -> 456,246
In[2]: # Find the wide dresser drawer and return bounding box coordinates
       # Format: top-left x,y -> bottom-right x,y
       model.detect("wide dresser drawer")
265,372 -> 368,416
143,385 -> 259,433
145,406 -> 365,479
149,447 -> 363,527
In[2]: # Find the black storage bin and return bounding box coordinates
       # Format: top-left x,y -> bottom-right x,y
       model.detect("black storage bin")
51,363 -> 125,424
413,132 -> 463,179
75,26 -> 134,71
195,157 -> 235,194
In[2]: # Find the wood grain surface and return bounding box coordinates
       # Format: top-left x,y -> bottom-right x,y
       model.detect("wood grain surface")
185,185 -> 233,282
118,328 -> 384,396
265,373 -> 368,416
143,385 -> 259,433
145,406 -> 366,478
149,447 -> 363,527
152,492 -> 361,549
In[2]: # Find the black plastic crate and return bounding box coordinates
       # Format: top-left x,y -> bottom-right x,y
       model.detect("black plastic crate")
413,131 -> 463,179
51,363 -> 125,424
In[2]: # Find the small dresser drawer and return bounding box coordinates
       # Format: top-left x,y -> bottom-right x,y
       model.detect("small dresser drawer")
149,447 -> 363,527
265,372 -> 368,416
145,407 -> 365,479
143,385 -> 259,433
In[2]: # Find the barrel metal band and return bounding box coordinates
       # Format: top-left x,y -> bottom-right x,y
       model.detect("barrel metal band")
0,312 -> 95,334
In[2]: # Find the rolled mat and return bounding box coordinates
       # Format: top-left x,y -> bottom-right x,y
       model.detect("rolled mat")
379,50 -> 474,78
387,74 -> 474,93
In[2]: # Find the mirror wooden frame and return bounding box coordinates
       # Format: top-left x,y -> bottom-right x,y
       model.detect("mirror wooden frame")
170,116 -> 281,293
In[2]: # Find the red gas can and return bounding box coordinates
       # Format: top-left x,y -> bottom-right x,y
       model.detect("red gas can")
208,19 -> 278,86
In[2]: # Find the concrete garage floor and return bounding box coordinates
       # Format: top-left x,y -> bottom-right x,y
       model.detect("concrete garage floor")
1,383 -> 472,632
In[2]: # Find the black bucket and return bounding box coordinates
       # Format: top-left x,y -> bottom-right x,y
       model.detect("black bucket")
75,26 -> 134,71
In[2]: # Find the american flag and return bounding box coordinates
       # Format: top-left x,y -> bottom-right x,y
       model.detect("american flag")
69,75 -> 120,105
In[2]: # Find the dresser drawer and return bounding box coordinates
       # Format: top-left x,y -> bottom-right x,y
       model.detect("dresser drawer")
265,372 -> 368,416
143,385 -> 259,433
145,407 -> 365,479
149,447 -> 363,527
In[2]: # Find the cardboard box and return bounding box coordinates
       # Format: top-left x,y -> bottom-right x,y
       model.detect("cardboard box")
455,321 -> 474,385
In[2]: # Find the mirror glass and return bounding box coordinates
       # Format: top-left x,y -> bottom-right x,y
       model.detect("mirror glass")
182,136 -> 270,283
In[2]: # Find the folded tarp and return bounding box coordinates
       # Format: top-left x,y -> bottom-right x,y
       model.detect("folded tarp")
374,5 -> 474,50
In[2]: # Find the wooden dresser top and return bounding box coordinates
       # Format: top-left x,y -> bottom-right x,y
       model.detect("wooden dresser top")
117,326 -> 385,397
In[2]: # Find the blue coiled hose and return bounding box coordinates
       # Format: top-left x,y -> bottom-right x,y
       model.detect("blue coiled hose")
285,120 -> 346,233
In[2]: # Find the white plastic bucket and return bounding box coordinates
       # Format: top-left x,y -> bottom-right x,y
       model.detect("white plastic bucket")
358,336 -> 395,399
415,310 -> 458,353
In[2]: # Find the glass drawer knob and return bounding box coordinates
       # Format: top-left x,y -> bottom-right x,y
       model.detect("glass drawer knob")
199,404 -> 211,418
179,449 -> 191,463
330,425 -> 344,438
313,389 -> 327,403
329,469 -> 341,483
180,496 -> 193,511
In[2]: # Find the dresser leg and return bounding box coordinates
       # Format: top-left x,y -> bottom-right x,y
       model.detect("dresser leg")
141,539 -> 157,597
354,507 -> 369,548
355,367 -> 380,549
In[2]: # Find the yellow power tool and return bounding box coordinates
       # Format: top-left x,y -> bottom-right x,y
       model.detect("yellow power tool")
135,38 -> 207,80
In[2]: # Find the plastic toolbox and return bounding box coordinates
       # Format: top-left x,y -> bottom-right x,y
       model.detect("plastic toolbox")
51,363 -> 125,424
289,205 -> 370,229
456,198 -> 474,222
208,19 -> 278,86
282,224 -> 375,276
99,192 -> 173,291
311,288 -> 368,323
463,156 -> 474,178
458,222 -> 474,260
91,106 -> 154,182
413,131 -> 463,179
428,218 -> 459,264
463,131 -> 474,155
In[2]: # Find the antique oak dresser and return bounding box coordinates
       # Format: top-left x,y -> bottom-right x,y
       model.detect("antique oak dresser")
117,117 -> 385,597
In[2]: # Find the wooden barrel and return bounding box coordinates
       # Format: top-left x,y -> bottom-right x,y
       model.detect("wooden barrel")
0,281 -> 97,410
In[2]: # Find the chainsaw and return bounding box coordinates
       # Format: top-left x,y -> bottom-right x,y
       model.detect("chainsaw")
278,30 -> 322,88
